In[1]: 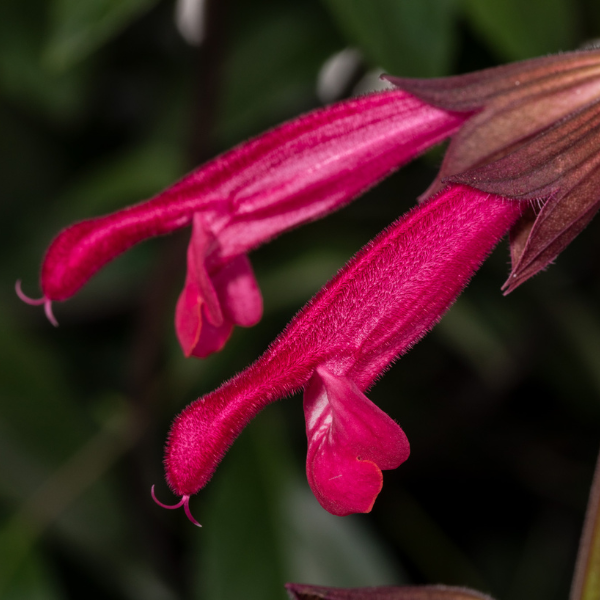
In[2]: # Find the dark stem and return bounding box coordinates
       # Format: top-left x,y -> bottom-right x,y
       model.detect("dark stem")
187,0 -> 227,165
120,0 -> 228,595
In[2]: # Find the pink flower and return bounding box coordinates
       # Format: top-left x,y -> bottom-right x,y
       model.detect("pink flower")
17,90 -> 466,357
161,184 -> 523,521
152,48 -> 600,523
20,48 -> 600,522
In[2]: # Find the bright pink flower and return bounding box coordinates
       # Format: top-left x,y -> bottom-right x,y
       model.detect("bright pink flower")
22,49 -> 600,522
159,185 -> 524,520
148,49 -> 600,522
18,91 -> 467,357
304,366 -> 409,516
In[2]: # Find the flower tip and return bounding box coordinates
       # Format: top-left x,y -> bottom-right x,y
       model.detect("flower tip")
16,280 -> 59,327
151,484 -> 185,509
44,301 -> 59,327
150,485 -> 202,527
501,271 -> 523,296
15,280 -> 45,306
183,498 -> 202,528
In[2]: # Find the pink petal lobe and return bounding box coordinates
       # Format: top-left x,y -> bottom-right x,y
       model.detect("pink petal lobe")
175,216 -> 226,357
175,277 -> 203,357
175,272 -> 234,359
175,217 -> 262,357
189,215 -> 223,326
184,254 -> 261,357
304,366 -> 409,516
211,254 -> 263,327
189,318 -> 235,359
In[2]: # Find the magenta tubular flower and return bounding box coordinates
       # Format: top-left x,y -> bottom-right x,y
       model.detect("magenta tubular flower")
157,49 -> 600,522
22,48 -> 600,520
161,184 -> 524,519
18,90 -> 467,357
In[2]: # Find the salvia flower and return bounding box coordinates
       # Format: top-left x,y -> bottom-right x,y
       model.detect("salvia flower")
161,184 -> 522,521
17,91 -> 466,357
153,48 -> 600,523
22,48 -> 600,521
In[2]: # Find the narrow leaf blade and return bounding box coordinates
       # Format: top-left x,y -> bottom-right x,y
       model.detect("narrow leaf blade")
285,584 -> 495,600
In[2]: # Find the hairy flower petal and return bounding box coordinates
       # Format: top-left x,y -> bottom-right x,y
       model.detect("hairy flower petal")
189,319 -> 234,359
181,255 -> 262,358
163,185 -> 523,511
304,366 -> 409,515
39,91 -> 466,303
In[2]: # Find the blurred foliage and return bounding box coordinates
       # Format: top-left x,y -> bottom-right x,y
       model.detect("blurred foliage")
462,0 -> 578,60
0,0 -> 88,120
2,1 -> 600,600
215,3 -> 341,145
45,0 -> 160,71
321,0 -> 459,77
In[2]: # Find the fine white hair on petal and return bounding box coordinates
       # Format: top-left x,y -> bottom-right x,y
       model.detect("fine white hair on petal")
317,48 -> 363,104
175,0 -> 206,46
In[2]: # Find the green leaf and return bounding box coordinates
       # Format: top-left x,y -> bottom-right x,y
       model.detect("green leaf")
462,0 -> 577,60
435,298 -> 515,387
216,5 -> 340,145
0,0 -> 87,119
45,0 -> 160,71
192,410 -> 292,600
0,538 -> 64,600
0,308 -> 89,470
55,140 -> 186,221
320,0 -> 458,76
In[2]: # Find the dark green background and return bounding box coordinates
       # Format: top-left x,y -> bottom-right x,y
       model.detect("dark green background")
2,1 -> 600,599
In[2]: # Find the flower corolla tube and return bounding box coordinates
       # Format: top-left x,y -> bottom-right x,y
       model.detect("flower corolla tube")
20,49 -> 600,522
